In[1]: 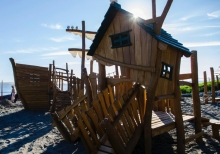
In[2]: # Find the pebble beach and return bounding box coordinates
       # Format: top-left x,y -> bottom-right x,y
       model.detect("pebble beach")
0,98 -> 220,154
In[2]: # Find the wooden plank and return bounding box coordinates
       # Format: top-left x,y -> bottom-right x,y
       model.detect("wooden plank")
185,131 -> 204,144
179,73 -> 192,80
100,118 -> 126,154
16,63 -> 48,71
77,119 -> 98,153
179,81 -> 192,86
102,88 -> 110,108
97,93 -> 108,117
108,22 -> 117,61
150,38 -> 158,67
120,12 -> 130,65
140,28 -> 148,66
81,112 -> 100,147
86,108 -> 103,137
113,100 -> 132,139
92,100 -> 104,121
93,54 -> 155,72
113,13 -> 123,63
107,85 -> 114,104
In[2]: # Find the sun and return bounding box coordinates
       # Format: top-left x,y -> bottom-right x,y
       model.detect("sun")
130,8 -> 145,18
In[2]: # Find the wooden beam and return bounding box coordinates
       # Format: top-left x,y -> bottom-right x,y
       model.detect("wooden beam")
94,54 -> 155,72
185,131 -> 204,144
106,78 -> 132,86
66,29 -> 96,35
179,81 -> 192,87
179,73 -> 192,80
154,0 -> 173,35
81,21 -> 86,91
210,67 -> 216,102
68,48 -> 89,51
152,0 -> 156,19
203,71 -> 208,103
145,17 -> 160,25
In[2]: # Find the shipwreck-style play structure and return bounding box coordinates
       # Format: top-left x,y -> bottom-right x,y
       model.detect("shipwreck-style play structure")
9,1 -> 220,154
9,58 -> 51,110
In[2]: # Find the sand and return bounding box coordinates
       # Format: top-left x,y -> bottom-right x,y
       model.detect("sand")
0,98 -> 220,154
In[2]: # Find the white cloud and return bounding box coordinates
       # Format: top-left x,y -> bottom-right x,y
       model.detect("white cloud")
180,15 -> 197,21
184,41 -> 220,47
41,23 -> 62,29
49,36 -> 75,42
207,10 -> 220,18
41,51 -> 70,57
4,47 -> 58,54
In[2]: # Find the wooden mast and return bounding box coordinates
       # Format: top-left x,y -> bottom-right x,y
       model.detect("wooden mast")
81,21 -> 85,91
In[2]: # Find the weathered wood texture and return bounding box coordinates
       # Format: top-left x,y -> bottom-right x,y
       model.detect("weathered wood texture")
155,46 -> 179,96
94,12 -> 157,86
9,58 -> 50,110
51,81 -> 135,143
50,93 -> 88,142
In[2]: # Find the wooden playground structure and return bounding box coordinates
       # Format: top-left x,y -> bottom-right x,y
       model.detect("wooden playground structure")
9,1 -> 220,154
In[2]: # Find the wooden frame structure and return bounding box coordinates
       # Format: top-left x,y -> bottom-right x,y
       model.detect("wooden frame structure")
9,58 -> 50,110
85,2 -> 202,153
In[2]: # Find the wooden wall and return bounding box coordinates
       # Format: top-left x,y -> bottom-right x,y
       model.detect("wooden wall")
155,46 -> 182,96
15,63 -> 50,110
94,12 -> 157,86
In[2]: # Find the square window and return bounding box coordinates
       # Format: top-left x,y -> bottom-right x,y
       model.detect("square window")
160,62 -> 173,80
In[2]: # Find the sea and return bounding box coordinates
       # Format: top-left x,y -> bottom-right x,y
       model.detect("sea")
0,82 -> 15,96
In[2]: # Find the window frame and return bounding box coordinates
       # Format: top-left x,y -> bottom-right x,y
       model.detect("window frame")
109,30 -> 132,48
160,62 -> 173,81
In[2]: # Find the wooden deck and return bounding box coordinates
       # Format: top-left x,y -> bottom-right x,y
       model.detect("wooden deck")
152,111 -> 194,137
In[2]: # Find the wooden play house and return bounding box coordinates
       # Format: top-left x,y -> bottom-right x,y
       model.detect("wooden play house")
85,1 -> 202,153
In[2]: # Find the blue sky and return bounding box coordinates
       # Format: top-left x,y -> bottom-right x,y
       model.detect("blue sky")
1,0 -> 220,82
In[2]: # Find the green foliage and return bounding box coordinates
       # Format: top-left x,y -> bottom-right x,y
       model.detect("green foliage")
180,80 -> 220,94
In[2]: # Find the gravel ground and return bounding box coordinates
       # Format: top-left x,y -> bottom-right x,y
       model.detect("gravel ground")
0,98 -> 220,154
134,97 -> 220,154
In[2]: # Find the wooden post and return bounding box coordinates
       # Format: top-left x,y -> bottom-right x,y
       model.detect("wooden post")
90,60 -> 93,75
152,0 -> 156,18
203,71 -> 208,103
115,65 -> 119,76
144,48 -> 162,154
191,51 -> 202,143
98,63 -> 106,91
216,75 -> 219,90
210,67 -> 215,103
66,63 -> 69,92
82,68 -> 93,108
81,21 -> 86,91
172,51 -> 185,153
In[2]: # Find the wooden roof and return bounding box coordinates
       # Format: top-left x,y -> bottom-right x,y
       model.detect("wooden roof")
87,2 -> 191,57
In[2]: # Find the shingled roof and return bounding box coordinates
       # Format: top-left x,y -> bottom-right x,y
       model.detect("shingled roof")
87,2 -> 191,56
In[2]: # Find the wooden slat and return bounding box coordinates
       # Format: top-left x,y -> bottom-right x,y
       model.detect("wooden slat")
97,93 -> 109,117
77,119 -> 98,153
185,131 -> 204,144
179,73 -> 192,80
